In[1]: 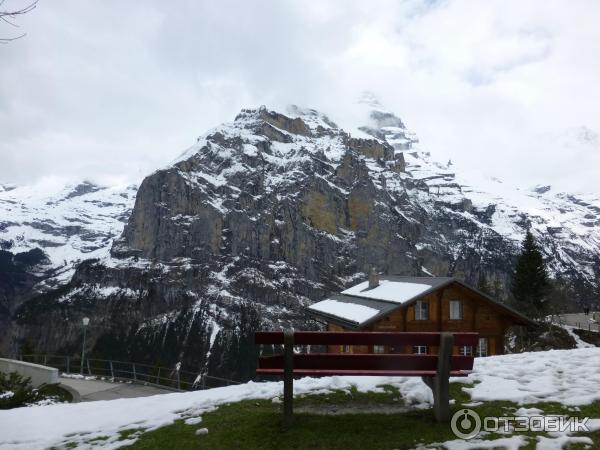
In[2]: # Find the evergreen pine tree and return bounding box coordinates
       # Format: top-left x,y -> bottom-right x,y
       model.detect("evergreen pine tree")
511,231 -> 549,320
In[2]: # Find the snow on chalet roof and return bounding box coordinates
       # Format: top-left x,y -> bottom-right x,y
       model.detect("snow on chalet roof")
341,276 -> 451,304
308,299 -> 380,324
308,277 -> 454,326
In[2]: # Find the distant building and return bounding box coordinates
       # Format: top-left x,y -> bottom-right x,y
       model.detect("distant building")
307,274 -> 533,356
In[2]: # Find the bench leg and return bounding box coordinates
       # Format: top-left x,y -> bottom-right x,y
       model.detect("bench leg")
433,374 -> 450,422
422,333 -> 453,422
283,329 -> 294,428
421,375 -> 449,422
435,333 -> 453,422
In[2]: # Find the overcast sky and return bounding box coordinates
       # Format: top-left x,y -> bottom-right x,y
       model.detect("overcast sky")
2,0 -> 599,193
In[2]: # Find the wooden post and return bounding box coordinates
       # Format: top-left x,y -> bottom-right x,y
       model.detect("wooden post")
86,359 -> 92,376
109,360 -> 114,379
283,329 -> 294,428
66,356 -> 70,374
132,363 -> 137,381
434,333 -> 453,422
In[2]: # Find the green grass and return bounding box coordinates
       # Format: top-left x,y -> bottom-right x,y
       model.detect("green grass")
127,399 -> 459,449
58,382 -> 600,449
118,384 -> 547,450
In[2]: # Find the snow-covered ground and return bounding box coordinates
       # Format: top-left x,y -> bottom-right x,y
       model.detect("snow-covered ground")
1,348 -> 600,449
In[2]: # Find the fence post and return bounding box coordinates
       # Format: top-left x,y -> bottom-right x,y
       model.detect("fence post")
109,360 -> 114,379
43,355 -> 47,366
201,375 -> 206,390
132,363 -> 137,381
177,371 -> 181,390
156,367 -> 161,385
283,328 -> 294,428
66,356 -> 70,374
87,359 -> 92,376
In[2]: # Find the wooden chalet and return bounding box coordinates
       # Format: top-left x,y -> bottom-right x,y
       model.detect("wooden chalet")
307,273 -> 534,357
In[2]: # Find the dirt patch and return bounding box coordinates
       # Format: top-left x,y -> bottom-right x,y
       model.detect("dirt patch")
295,402 -> 414,415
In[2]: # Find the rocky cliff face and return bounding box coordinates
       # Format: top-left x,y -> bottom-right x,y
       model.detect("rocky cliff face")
0,181 -> 136,355
5,101 -> 600,381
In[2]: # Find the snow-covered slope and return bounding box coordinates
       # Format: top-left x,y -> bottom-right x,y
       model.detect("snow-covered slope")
0,179 -> 137,288
1,348 -> 600,449
356,97 -> 600,286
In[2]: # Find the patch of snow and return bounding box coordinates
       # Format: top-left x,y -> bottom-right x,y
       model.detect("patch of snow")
342,279 -> 432,304
308,299 -> 380,324
0,391 -> 14,400
560,325 -> 596,349
184,416 -> 202,425
422,435 -> 527,450
465,348 -> 600,405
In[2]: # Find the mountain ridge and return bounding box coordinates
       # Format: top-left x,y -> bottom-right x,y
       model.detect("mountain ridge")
2,100 -> 598,379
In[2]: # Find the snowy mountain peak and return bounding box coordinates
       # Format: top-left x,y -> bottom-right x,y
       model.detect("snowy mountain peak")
0,179 -> 137,289
5,102 -> 599,383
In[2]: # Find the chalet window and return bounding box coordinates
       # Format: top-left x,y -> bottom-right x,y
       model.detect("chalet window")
476,338 -> 488,357
459,346 -> 473,356
449,300 -> 462,320
413,345 -> 428,355
373,345 -> 385,354
415,300 -> 429,320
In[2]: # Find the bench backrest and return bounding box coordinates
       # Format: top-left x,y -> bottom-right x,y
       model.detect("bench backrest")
255,331 -> 478,374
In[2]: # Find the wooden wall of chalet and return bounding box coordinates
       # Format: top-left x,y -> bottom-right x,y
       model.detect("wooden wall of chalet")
326,283 -> 514,356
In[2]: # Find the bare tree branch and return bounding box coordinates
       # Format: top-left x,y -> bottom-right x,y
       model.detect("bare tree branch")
0,0 -> 38,43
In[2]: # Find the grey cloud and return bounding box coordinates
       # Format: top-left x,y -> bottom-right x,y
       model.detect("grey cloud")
0,0 -> 599,193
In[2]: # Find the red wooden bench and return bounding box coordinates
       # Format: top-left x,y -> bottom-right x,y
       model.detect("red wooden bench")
255,331 -> 478,426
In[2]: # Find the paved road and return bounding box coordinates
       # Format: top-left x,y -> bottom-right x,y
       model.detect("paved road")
553,312 -> 600,332
59,377 -> 175,402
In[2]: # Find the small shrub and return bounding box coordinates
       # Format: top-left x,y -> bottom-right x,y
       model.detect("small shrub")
0,371 -> 39,409
0,371 -> 71,409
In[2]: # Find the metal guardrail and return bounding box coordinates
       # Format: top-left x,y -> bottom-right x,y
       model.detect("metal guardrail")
7,354 -> 241,392
550,313 -> 600,333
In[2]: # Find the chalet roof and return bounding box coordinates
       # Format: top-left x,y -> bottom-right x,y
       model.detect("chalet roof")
307,276 -> 534,329
307,293 -> 398,328
341,276 -> 453,304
